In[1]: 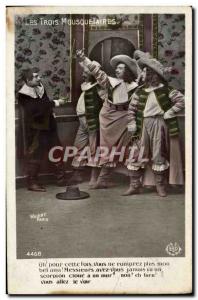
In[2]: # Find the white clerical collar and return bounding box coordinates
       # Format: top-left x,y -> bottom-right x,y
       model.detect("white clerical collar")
18,83 -> 45,98
144,83 -> 164,93
81,82 -> 97,91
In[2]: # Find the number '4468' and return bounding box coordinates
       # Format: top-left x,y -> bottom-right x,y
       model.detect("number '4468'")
26,251 -> 42,257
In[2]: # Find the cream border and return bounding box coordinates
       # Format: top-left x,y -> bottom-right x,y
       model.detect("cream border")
7,6 -> 192,294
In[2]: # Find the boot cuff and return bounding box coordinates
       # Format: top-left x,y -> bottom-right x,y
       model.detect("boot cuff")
152,161 -> 169,172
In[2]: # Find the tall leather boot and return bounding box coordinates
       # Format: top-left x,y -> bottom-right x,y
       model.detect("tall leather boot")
122,169 -> 143,196
27,161 -> 46,192
54,162 -> 67,186
91,167 -> 114,189
89,167 -> 100,188
68,167 -> 85,185
154,171 -> 167,197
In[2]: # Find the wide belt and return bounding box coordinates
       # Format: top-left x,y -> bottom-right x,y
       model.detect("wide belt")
107,101 -> 129,111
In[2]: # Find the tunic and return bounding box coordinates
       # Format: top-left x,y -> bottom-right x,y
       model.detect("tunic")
72,82 -> 102,167
83,57 -> 138,167
127,83 -> 185,185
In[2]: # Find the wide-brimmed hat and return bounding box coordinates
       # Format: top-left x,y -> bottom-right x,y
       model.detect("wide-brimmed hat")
133,50 -> 151,61
56,185 -> 90,200
137,57 -> 168,80
110,55 -> 140,79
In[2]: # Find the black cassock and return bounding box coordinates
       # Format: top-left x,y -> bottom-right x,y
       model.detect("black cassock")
18,89 -> 61,162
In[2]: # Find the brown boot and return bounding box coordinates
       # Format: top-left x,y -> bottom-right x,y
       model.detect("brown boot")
91,167 -> 114,189
28,182 -> 46,192
154,171 -> 167,197
27,162 -> 46,192
89,167 -> 100,188
122,185 -> 140,196
68,168 -> 85,185
122,169 -> 142,196
54,162 -> 67,186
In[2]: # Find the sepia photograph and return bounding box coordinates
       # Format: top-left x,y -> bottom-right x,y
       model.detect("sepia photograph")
6,6 -> 192,294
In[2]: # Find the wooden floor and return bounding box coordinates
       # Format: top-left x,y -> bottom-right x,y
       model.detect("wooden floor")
16,176 -> 185,259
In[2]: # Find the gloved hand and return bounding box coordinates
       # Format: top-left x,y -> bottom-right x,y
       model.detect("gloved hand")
53,99 -> 66,107
164,110 -> 175,119
76,49 -> 85,61
57,99 -> 66,106
127,123 -> 137,134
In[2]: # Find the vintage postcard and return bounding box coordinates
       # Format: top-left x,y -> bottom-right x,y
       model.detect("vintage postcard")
7,6 -> 192,294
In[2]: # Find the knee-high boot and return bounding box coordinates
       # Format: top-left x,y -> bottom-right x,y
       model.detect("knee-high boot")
154,171 -> 167,197
27,161 -> 46,192
91,166 -> 114,189
122,169 -> 143,196
54,162 -> 67,186
68,167 -> 85,185
89,167 -> 100,188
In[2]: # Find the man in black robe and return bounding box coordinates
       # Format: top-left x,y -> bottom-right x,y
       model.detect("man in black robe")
18,68 -> 66,191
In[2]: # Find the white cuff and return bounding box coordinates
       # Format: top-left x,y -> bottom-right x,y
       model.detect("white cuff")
53,100 -> 60,107
152,161 -> 169,171
127,165 -> 141,171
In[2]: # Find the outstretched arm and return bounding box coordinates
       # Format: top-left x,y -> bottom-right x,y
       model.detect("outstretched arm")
18,93 -> 66,118
76,49 -> 110,89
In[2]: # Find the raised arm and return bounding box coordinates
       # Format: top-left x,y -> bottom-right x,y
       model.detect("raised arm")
76,49 -> 110,89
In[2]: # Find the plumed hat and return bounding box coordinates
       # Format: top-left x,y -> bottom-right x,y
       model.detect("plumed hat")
138,57 -> 172,80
